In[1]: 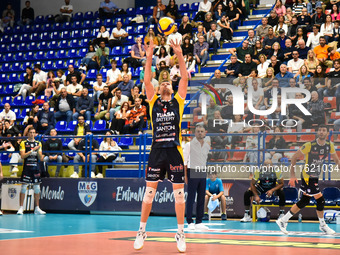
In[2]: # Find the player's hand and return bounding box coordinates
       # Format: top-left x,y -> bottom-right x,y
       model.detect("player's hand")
266,190 -> 273,197
254,195 -> 261,204
33,145 -> 40,151
169,38 -> 183,55
288,177 -> 298,187
212,195 -> 217,201
144,36 -> 155,58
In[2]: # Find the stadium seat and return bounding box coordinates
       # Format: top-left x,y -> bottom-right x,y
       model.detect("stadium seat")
136,7 -> 146,15
324,97 -> 336,110
12,63 -> 22,72
55,60 -> 66,69
18,73 -> 25,82
28,42 -> 38,50
113,18 -> 123,26
73,12 -> 84,21
19,108 -> 30,119
0,85 -> 5,95
0,44 -> 8,52
1,152 -> 10,163
124,17 -> 133,26
67,121 -> 78,131
87,69 -> 97,79
35,15 -> 44,24
83,20 -> 92,29
331,112 -> 340,119
126,35 -> 135,44
43,61 -> 54,70
51,31 -> 60,40
111,46 -> 122,55
92,120 -> 106,131
125,26 -> 134,34
13,96 -> 24,106
191,2 -> 200,11
72,21 -> 82,30
46,50 -> 56,59
39,41 -> 49,50
66,59 -> 79,68
49,41 -> 59,49
12,34 -> 20,42
84,11 -> 94,20
13,108 -> 20,119
57,49 -> 67,58
229,151 -> 246,161
80,38 -> 90,47
62,30 -> 72,39
134,67 -> 143,77
62,22 -> 72,30
1,34 -> 11,43
31,32 -> 40,41
104,18 -> 114,27
299,134 -> 316,142
43,23 -> 53,32
1,96 -> 12,106
59,40 -> 69,49
4,53 -> 13,62
283,187 -> 298,204
79,48 -> 88,57
20,33 -> 30,42
8,73 -> 19,83
179,3 -> 190,11
0,74 -> 8,83
322,187 -> 340,205
93,19 -> 102,28
53,22 -> 63,31
82,29 -> 91,37
100,68 -> 108,79
8,43 -> 18,51
24,95 -> 35,105
55,121 -> 67,131
123,45 -> 132,55
136,25 -> 146,34
35,51 -> 45,60
69,49 -> 78,58
14,52 -> 25,61
0,63 -> 10,72
118,137 -> 133,147
45,14 -> 54,22
22,62 -> 32,70
85,120 -> 93,129
24,52 -> 34,61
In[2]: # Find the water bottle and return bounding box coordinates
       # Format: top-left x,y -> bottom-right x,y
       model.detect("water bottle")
298,213 -> 302,222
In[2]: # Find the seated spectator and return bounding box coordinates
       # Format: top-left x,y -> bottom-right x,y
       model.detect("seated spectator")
30,64 -> 47,97
252,40 -> 266,64
123,97 -> 146,135
0,103 -> 16,126
238,54 -> 258,78
296,65 -> 311,85
156,46 -> 171,68
287,16 -> 299,42
95,86 -> 112,120
284,7 -> 293,25
178,15 -> 192,40
148,0 -> 166,26
170,59 -> 181,91
22,104 -> 39,136
49,71 -> 66,107
207,110 -> 228,147
268,10 -> 279,27
156,61 -> 170,81
66,65 -> 86,86
108,22 -> 128,48
36,102 -> 54,135
263,27 -> 277,51
312,65 -> 326,95
263,67 -> 276,89
93,74 -> 107,101
144,27 -> 159,46
311,6 -> 326,29
286,93 -> 306,131
73,88 -> 94,121
13,67 -> 33,99
282,38 -> 294,62
120,62 -> 132,80
320,15 -> 334,43
97,132 -> 122,178
256,17 -> 272,39
266,42 -> 284,61
193,24 -> 206,43
67,75 -> 83,102
206,22 -> 221,54
0,3 -> 14,32
226,1 -> 240,31
275,64 -> 294,87
155,36 -> 171,55
55,0 -> 73,23
202,12 -> 214,35
181,38 -> 194,58
287,50 -> 304,75
95,41 -> 110,70
328,47 -> 340,61
185,53 -> 196,79
304,49 -> 319,74
333,20 -> 340,43
194,0 -> 212,21
274,0 -> 286,17
3,120 -> 20,137
307,0 -> 322,15
332,4 -> 340,22
129,86 -> 147,108
166,24 -> 182,45
44,71 -> 57,98
214,3 -> 226,21
55,88 -> 75,124
114,74 -> 134,98
314,36 -> 332,68
273,16 -> 288,36
269,55 -> 282,75
106,60 -> 122,91
304,91 -> 325,127
264,78 -> 280,109
123,37 -> 146,70
202,98 -> 221,126
303,77 -> 318,94
94,25 -> 110,46
210,69 -> 225,87
297,8 -> 311,27
109,88 -> 129,120
43,129 -> 63,177
99,0 -> 118,19
257,54 -> 270,78
293,27 -> 307,46
326,59 -> 340,98
218,15 -> 233,43
286,78 -> 298,99
293,0 -> 306,16
306,25 -> 321,49
224,55 -> 240,79
276,28 -> 288,51
79,45 -> 99,72
164,0 -> 180,20
68,115 -> 91,151
6,135 -> 21,177
194,36 -> 209,67
110,102 -> 130,134
203,172 -> 227,221
140,60 -> 156,85
296,39 -> 310,59
246,29 -> 260,48
229,40 -> 253,62
71,131 -> 99,178
19,1 -> 34,26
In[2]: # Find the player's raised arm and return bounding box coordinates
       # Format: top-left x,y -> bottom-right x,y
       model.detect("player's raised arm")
144,37 -> 156,101
169,39 -> 188,99
288,149 -> 304,187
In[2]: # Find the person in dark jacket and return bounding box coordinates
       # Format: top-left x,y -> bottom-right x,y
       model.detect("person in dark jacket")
36,102 -> 55,135
73,88 -> 94,121
55,88 -> 75,124
266,126 -> 287,163
43,128 -> 63,177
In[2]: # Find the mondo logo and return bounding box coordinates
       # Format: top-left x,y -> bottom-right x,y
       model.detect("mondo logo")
78,181 -> 98,207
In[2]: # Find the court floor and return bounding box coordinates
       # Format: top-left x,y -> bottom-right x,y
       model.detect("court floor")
0,213 -> 340,254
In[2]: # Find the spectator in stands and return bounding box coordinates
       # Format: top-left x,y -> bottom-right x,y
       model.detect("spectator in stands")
225,55 -> 240,79
67,75 -> 83,103
304,50 -> 319,74
148,0 -> 166,26
140,60 -> 156,86
93,74 -> 107,101
263,68 -> 276,89
246,29 -> 259,47
36,102 -> 54,135
304,91 -> 325,127
303,77 -> 318,94
43,128 -> 63,177
243,125 -> 262,163
328,47 -> 340,62
114,74 -> 134,98
22,104 -> 39,136
229,40 -> 253,62
207,110 -> 229,147
267,42 -> 283,62
73,88 -> 93,121
120,62 -> 132,80
332,8 -> 340,22
95,86 -> 112,121
214,3 -> 225,21
282,38 -> 294,62
297,8 -> 311,28
129,86 -> 147,108
275,64 -> 294,87
13,67 -> 33,100
314,36 -> 332,68
220,94 -> 233,119
3,120 -> 20,137
170,59 -> 181,91
144,27 -> 159,47
94,25 -> 110,46
165,0 -> 180,20
218,15 -> 233,43
66,65 -> 86,86
123,97 -> 146,135
252,40 -> 265,64
193,24 -> 206,43
210,69 -> 225,87
264,78 -> 280,109
108,21 -> 128,48
202,98 -> 221,127
95,41 -> 110,70
293,27 -> 307,46
238,54 -> 257,78
284,7 -> 293,25
326,59 -> 340,99
276,28 -> 288,51
124,37 -> 146,70
274,0 -> 286,17
156,61 -> 169,81
257,54 -> 270,78
286,78 -> 298,99
320,15 -> 334,43
167,24 -> 183,45
206,22 -> 221,55
311,6 -> 326,28
30,64 -> 47,97
110,101 -> 130,134
71,131 -> 99,178
68,115 -> 91,151
97,131 -> 122,178
99,0 -> 118,19
202,12 -> 214,35
194,0 -> 211,21
313,65 -> 326,95
307,0 -> 322,15
306,25 -> 321,49
293,0 -> 306,16
109,88 -> 129,120
273,16 -> 288,36
269,55 -> 282,75
0,3 -> 15,32
5,135 -> 21,177
296,40 -> 309,60
295,65 -> 311,85
54,88 -> 75,125
194,35 -> 209,67
19,1 -> 34,26
55,0 -> 73,23
287,51 -> 304,75
178,15 -> 192,40
256,17 -> 271,39
268,10 -> 279,27
263,27 -> 277,51
50,70 -> 66,102
181,38 -> 194,59
79,45 -> 98,72
226,1 -> 240,31
45,71 -> 56,98
106,59 -> 122,91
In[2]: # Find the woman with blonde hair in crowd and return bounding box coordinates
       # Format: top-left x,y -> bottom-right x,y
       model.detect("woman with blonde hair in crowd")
263,67 -> 275,90
295,65 -> 311,84
144,27 -> 159,46
252,40 -> 265,64
284,7 -> 293,25
178,15 -> 192,40
257,54 -> 270,78
304,50 -> 319,74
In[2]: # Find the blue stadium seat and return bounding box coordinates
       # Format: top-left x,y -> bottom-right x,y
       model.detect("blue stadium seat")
146,6 -> 154,15
20,33 -> 30,42
43,23 -> 53,31
41,32 -> 50,40
118,137 -> 133,147
0,44 -> 8,52
55,121 -> 67,131
39,41 -> 49,50
69,49 -> 78,58
92,28 -> 99,37
125,26 -> 134,34
191,2 -> 199,11
28,42 -> 38,50
62,22 -> 72,30
32,24 -> 41,32
79,48 -> 87,57
43,61 -> 54,70
128,67 -> 135,75
11,63 -> 22,72
53,22 -> 63,31
1,96 -> 12,106
31,32 -> 40,41
322,187 -> 340,205
13,108 -> 20,119
136,7 -> 146,15
24,95 -> 35,105
84,11 -> 94,20
92,120 -> 106,131
123,45 -> 132,55
12,34 -> 20,42
67,121 -> 78,131
87,69 -> 97,79
14,25 -> 23,33
1,63 -> 10,72
100,68 -> 108,79
49,41 -> 59,49
83,20 -> 92,29
22,25 -> 31,33
5,85 -> 14,94
13,96 -> 24,106
46,50 -> 56,59
35,15 -> 44,24
57,49 -> 67,58
1,152 -> 10,163
35,51 -> 45,60
136,25 -> 146,34
18,73 -> 25,82
82,29 -> 91,38
104,18 -> 114,27
8,73 -> 19,83
80,38 -> 90,47
72,21 -> 82,29
4,53 -> 14,62
85,120 -> 93,129
8,43 -> 18,51
61,30 -> 71,39
70,39 -> 80,48
112,57 -> 122,66
179,3 -> 190,11
126,8 -> 135,16
66,59 -> 79,68
124,17 -> 133,26
19,108 -> 30,119
22,62 -> 32,70
0,74 -> 8,83
45,14 -> 54,22
93,19 -> 102,28
51,31 -> 60,40
0,85 -> 4,95
112,46 -> 122,55
15,52 -> 24,61
73,12 -> 84,21
134,66 -> 143,77
55,60 -> 65,69
1,34 -> 11,43
25,52 -> 34,61
113,18 -> 123,25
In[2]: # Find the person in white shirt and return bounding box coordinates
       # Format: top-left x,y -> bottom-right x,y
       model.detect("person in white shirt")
109,88 -> 129,120
257,54 -> 270,78
95,25 -> 110,46
320,14 -> 334,43
248,79 -> 265,110
30,63 -> 47,97
206,22 -> 221,54
194,0 -> 212,21
93,73 -> 107,101
287,50 -> 304,75
66,75 -> 83,102
55,0 -> 73,23
108,21 -> 128,48
106,59 -> 122,91
167,24 -> 182,45
183,124 -> 210,230
0,103 -> 16,125
306,25 -> 321,49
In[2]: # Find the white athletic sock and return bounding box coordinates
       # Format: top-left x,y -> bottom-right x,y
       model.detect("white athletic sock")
178,224 -> 184,233
281,211 -> 294,222
319,218 -> 326,226
139,222 -> 146,232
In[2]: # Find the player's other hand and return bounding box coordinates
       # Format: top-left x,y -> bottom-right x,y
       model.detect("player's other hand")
254,195 -> 261,204
288,177 -> 298,187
